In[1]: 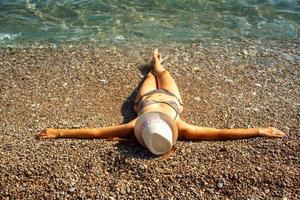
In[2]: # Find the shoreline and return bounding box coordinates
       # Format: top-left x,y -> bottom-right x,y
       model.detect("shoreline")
0,43 -> 299,199
1,37 -> 299,51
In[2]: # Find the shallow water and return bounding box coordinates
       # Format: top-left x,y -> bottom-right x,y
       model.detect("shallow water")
0,0 -> 299,47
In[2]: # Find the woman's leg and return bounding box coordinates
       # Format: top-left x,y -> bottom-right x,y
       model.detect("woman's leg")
152,49 -> 183,104
134,71 -> 157,112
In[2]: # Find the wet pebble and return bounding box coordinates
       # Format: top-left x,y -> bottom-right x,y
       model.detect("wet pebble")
242,49 -> 248,55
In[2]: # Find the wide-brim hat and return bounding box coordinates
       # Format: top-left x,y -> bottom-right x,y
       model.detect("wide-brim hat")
134,112 -> 178,155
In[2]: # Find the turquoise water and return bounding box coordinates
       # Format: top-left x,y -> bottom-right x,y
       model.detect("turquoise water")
0,0 -> 299,47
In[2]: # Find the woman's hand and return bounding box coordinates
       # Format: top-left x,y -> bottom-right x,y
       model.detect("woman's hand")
36,129 -> 60,139
258,127 -> 287,138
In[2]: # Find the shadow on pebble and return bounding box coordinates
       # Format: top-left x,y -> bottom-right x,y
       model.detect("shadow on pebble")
112,138 -> 177,159
114,139 -> 158,159
120,64 -> 151,124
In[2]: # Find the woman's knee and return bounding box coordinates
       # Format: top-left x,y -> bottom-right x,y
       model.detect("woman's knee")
158,70 -> 170,77
146,72 -> 155,78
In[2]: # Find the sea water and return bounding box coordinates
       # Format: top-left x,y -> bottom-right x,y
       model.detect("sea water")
0,0 -> 299,47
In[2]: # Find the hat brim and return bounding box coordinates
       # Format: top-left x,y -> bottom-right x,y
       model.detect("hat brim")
134,112 -> 178,148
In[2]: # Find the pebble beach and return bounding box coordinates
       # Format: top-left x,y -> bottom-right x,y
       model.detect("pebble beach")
0,41 -> 299,199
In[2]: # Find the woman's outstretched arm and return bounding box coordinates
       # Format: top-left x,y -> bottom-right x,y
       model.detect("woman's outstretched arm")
176,120 -> 286,140
36,119 -> 136,139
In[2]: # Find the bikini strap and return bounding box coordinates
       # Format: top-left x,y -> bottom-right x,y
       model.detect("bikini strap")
162,89 -> 184,106
135,89 -> 161,104
135,89 -> 183,106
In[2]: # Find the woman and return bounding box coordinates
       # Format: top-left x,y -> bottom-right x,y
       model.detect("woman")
37,49 -> 286,155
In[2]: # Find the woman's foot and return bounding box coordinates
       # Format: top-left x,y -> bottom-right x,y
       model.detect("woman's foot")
151,49 -> 165,75
152,48 -> 161,63
148,48 -> 160,66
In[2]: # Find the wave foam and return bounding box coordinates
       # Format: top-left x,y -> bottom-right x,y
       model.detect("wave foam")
0,33 -> 21,41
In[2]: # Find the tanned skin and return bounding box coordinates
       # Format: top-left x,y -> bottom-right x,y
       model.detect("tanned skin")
37,49 -> 286,143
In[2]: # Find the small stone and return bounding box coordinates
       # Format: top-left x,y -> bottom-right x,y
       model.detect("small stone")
225,78 -> 233,84
120,189 -> 126,195
65,97 -> 71,102
139,164 -> 148,170
100,79 -> 108,84
289,156 -> 298,161
25,170 -> 32,176
115,35 -> 125,41
216,180 -> 224,189
253,108 -> 260,112
256,166 -> 262,171
255,83 -> 262,88
206,188 -> 214,194
68,187 -> 76,193
193,67 -> 200,71
193,97 -> 201,102
264,189 -> 270,194
242,50 -> 248,55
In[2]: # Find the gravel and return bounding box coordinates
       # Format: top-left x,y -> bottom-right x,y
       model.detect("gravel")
0,40 -> 299,199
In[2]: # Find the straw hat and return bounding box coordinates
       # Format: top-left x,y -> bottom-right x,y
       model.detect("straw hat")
134,112 -> 178,155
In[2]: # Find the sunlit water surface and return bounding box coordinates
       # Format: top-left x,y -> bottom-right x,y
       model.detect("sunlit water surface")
0,0 -> 299,47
